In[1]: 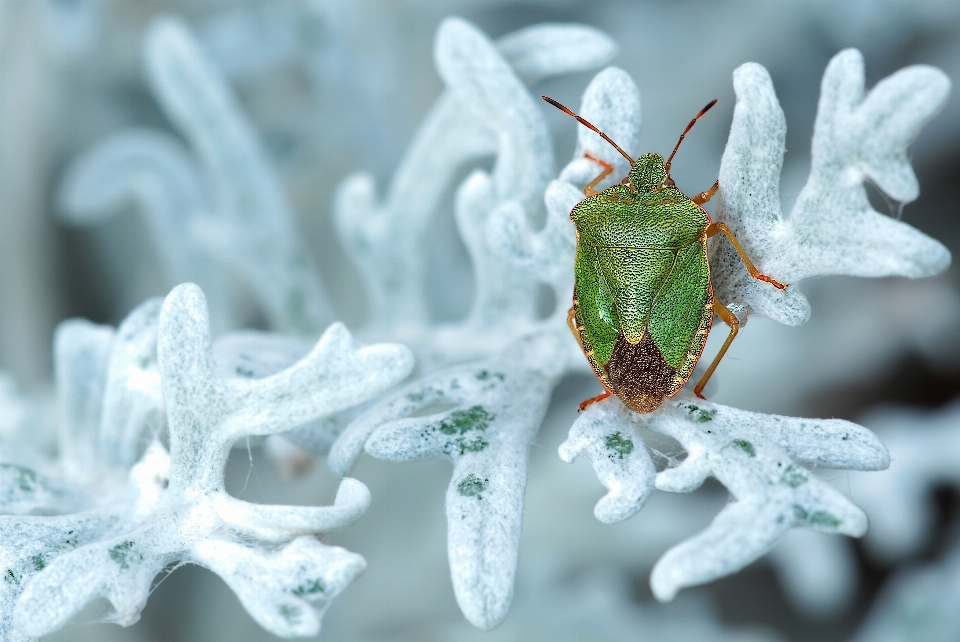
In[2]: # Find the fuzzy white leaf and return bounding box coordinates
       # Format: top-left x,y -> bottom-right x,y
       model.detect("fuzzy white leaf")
98,297 -> 164,468
332,333 -> 565,630
53,319 -> 113,483
496,23 -> 617,85
558,401 -> 655,524
191,536 -> 366,638
6,283 -> 412,639
570,396 -> 886,602
712,51 -> 951,325
146,19 -> 331,334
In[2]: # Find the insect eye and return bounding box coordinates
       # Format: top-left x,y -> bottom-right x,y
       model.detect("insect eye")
664,177 -> 676,188
620,177 -> 631,186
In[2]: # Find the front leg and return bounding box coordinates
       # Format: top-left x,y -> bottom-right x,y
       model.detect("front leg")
692,180 -> 719,205
583,152 -> 614,197
706,222 -> 787,290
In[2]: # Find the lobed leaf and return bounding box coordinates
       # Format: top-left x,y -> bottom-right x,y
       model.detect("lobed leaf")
332,333 -> 565,629
711,51 -> 951,325
4,283 -> 412,639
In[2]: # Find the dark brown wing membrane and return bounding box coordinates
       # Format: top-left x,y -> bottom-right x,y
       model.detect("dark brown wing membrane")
606,330 -> 676,413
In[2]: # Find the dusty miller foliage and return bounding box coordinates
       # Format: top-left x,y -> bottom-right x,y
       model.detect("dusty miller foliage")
0,13 -> 952,640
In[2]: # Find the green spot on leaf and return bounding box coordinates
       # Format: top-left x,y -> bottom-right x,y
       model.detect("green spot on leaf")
31,555 -> 45,571
435,406 -> 494,456
681,403 -> 716,423
279,604 -> 302,625
475,370 -> 504,382
780,464 -> 808,487
109,540 -> 136,570
235,365 -> 255,378
292,578 -> 326,597
808,511 -> 842,529
792,505 -> 841,530
439,406 -> 494,435
2,464 -> 38,493
4,570 -> 18,586
730,439 -> 755,457
457,474 -> 488,500
604,432 -> 634,459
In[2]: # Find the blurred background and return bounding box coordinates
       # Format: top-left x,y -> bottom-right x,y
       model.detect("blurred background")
2,0 -> 960,640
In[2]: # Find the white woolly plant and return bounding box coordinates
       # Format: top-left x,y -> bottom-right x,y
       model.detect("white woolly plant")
328,17 -> 950,631
24,12 -> 953,638
0,284 -> 414,640
59,19 -> 331,335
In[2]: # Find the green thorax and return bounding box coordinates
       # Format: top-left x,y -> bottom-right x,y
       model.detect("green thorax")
571,153 -> 708,249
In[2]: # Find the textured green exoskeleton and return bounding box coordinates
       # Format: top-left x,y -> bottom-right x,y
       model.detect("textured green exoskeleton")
544,96 -> 787,414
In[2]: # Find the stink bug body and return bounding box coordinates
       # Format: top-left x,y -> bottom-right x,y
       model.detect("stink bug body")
543,96 -> 787,414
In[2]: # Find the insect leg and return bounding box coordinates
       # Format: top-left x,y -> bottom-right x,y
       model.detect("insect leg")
579,391 -> 612,411
705,222 -> 787,289
583,152 -> 614,196
692,180 -> 719,205
693,299 -> 739,399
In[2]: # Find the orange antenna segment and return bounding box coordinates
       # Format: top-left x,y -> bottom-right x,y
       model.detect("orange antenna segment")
664,99 -> 718,175
542,96 -> 635,166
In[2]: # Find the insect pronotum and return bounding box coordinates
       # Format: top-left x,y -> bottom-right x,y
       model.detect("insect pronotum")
543,95 -> 787,414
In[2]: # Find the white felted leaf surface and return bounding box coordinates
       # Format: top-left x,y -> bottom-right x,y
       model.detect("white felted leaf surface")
561,396 -> 888,602
331,333 -> 565,630
98,298 -> 164,469
1,509 -> 128,641
212,330 -> 347,462
3,283 -> 413,639
0,299 -> 167,521
53,319 -> 114,484
192,535 -> 366,637
0,464 -> 88,517
495,23 -> 617,85
557,400 -> 655,525
711,50 -> 951,325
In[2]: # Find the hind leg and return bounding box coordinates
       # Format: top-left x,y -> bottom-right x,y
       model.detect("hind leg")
579,391 -> 612,411
693,298 -> 739,399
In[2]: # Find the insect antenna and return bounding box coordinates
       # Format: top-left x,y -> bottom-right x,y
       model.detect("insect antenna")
542,95 -> 635,165
664,99 -> 718,176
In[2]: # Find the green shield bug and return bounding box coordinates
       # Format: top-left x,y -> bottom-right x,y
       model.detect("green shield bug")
543,95 -> 787,413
